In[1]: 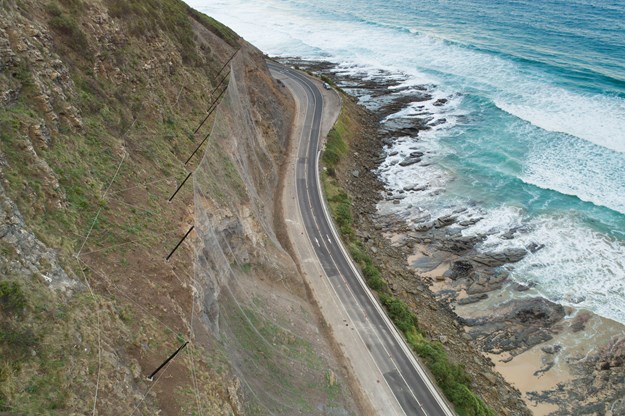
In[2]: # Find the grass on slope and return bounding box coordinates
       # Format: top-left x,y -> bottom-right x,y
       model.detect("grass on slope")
0,0 -> 243,413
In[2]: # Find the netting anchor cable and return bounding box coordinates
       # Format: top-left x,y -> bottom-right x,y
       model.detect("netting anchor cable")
192,82 -> 229,137
147,341 -> 189,381
166,226 -> 195,261
168,171 -> 192,202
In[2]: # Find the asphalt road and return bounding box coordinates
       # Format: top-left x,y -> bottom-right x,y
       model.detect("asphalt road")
268,61 -> 455,416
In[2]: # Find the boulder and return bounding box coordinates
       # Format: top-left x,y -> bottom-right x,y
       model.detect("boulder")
473,248 -> 527,267
398,157 -> 422,167
414,221 -> 434,231
457,293 -> 488,305
443,260 -> 473,280
434,214 -> 456,228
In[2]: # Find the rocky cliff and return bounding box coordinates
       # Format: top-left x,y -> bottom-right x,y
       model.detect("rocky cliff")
0,1 -> 354,414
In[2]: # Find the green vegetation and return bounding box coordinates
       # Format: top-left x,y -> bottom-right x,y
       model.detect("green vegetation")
105,0 -> 197,63
46,2 -> 90,53
0,0 -> 245,412
0,281 -> 27,314
321,99 -> 494,416
187,7 -> 239,45
322,111 -> 349,169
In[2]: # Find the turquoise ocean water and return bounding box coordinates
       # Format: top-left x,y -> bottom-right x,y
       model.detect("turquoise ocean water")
186,0 -> 625,323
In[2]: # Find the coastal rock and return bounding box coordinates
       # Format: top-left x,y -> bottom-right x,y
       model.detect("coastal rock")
414,221 -> 434,231
434,214 -> 456,228
437,235 -> 481,253
473,247 -> 527,267
404,184 -> 430,192
467,281 -> 495,295
458,293 -> 488,305
511,298 -> 565,325
526,242 -> 545,253
501,228 -> 518,240
465,297 -> 565,355
459,217 -> 482,226
398,157 -> 422,167
513,282 -> 533,292
541,344 -> 562,354
428,118 -> 447,127
443,260 -> 473,280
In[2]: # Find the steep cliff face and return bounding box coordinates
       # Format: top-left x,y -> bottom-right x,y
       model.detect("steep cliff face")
0,1 -> 349,414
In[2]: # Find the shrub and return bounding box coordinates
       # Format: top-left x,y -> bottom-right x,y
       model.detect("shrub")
322,128 -> 348,168
379,292 -> 417,333
105,0 -> 200,64
0,281 -> 27,313
187,7 -> 239,45
48,10 -> 89,52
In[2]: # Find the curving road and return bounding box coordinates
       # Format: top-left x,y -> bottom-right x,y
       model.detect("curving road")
268,61 -> 455,416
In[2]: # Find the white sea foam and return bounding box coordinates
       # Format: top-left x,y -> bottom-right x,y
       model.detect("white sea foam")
187,0 -> 625,155
185,0 -> 625,325
516,122 -> 625,215
470,212 -> 625,324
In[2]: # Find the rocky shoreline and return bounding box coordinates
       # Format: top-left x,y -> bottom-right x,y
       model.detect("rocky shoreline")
280,58 -> 625,415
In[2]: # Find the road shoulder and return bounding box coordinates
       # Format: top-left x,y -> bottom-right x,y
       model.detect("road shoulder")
273,67 -> 407,416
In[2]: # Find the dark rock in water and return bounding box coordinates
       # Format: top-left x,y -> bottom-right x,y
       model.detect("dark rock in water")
525,329 -> 553,347
504,247 -> 528,262
457,293 -> 488,305
428,118 -> 447,127
443,260 -> 474,280
412,213 -> 432,223
433,98 -> 448,106
434,214 -> 456,228
414,221 -> 434,231
511,298 -> 565,325
467,297 -> 566,354
526,242 -> 545,253
467,281 -> 499,295
389,150 -> 399,156
404,184 -> 430,192
399,157 -> 422,167
501,228 -> 519,240
541,344 -> 562,354
473,247 -> 527,267
487,270 -> 509,284
570,311 -> 592,332
410,151 -> 424,158
459,217 -> 482,226
438,235 -> 481,254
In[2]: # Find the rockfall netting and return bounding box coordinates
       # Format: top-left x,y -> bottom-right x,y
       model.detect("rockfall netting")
192,56 -> 353,415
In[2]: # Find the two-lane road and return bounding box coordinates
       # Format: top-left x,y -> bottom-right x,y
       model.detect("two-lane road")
269,61 -> 455,416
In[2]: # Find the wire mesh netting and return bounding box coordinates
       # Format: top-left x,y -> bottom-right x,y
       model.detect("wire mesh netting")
192,56 -> 355,415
